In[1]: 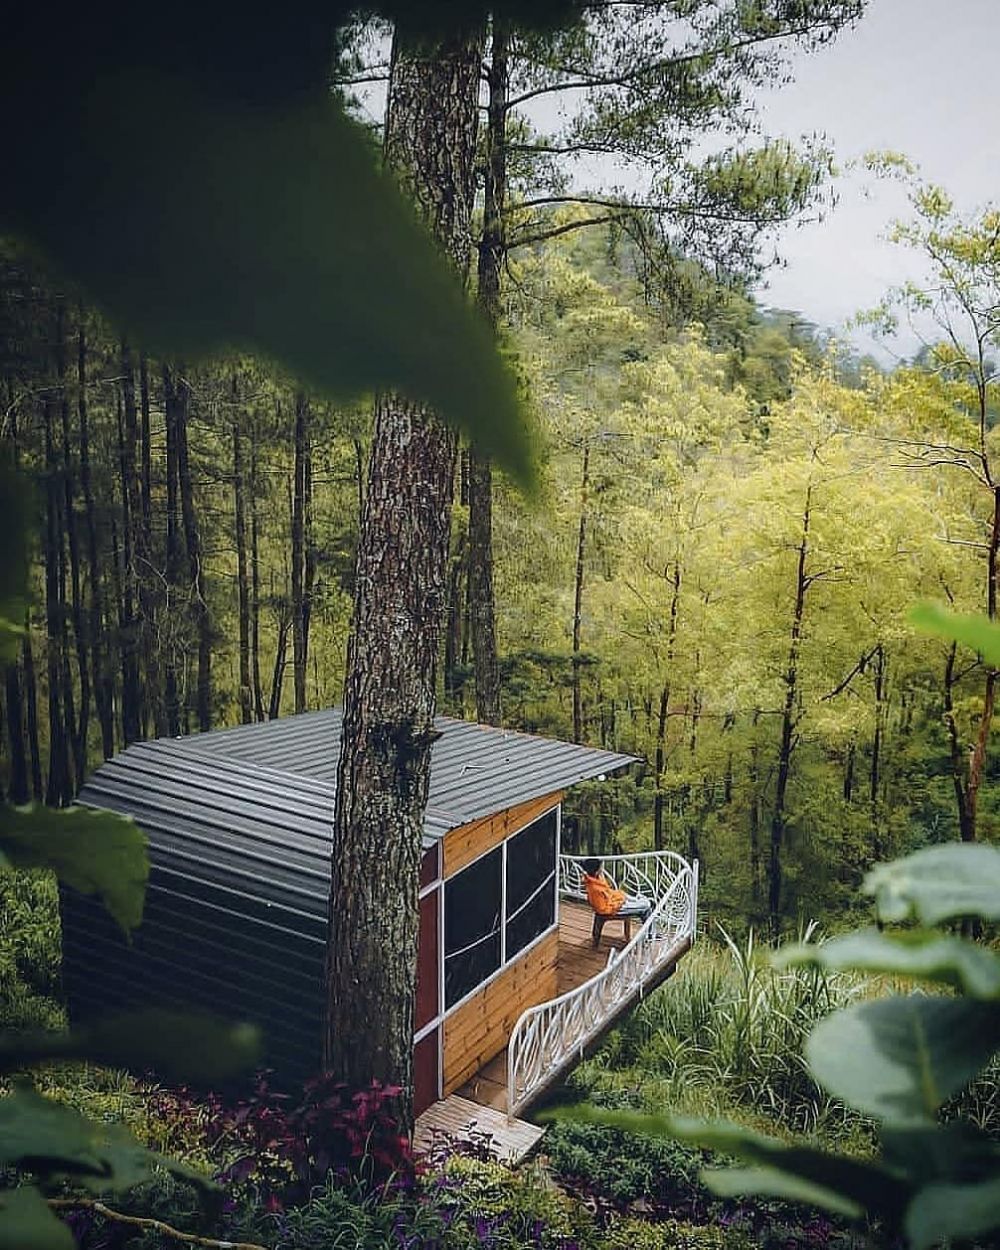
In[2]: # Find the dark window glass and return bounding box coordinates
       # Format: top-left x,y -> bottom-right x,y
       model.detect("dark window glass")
504,810 -> 557,960
444,846 -> 501,1008
505,879 -> 555,960
506,810 -> 557,913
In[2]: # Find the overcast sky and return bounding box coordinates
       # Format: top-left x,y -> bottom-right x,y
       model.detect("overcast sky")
751,0 -> 1000,360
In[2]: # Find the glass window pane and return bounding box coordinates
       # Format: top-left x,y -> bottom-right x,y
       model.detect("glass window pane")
506,810 -> 557,914
505,876 -> 555,960
444,846 -> 502,1007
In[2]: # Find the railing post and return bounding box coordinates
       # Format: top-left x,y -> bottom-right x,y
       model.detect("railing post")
690,860 -> 699,942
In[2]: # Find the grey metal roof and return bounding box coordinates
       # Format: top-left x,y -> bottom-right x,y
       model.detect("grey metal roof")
159,709 -> 639,839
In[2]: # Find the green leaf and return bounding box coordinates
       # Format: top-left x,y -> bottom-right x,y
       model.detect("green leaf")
702,1167 -> 863,1219
0,1010 -> 261,1084
13,75 -> 533,485
0,805 -> 148,934
881,1120 -> 1000,1188
777,929 -> 1000,998
805,996 -> 1000,1122
910,602 -> 1000,665
553,1106 -> 908,1222
864,843 -> 1000,926
906,1176 -> 1000,1250
0,1084 -> 212,1195
0,1186 -> 74,1250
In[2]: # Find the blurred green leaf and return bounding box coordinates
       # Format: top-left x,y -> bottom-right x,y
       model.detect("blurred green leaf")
553,1106 -> 907,1222
0,1009 -> 261,1084
702,1166 -> 863,1219
806,997 -> 1000,1122
0,1186 -> 74,1250
0,805 -> 147,934
777,929 -> 1000,998
865,843 -> 1000,926
905,1177 -> 1000,1250
910,602 -> 1000,664
12,75 -> 533,484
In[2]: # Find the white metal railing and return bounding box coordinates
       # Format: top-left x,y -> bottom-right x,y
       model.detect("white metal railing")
507,851 -> 698,1119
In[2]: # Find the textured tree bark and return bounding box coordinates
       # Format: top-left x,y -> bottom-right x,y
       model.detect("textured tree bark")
324,25 -> 482,1120
769,486 -> 811,939
467,19 -> 509,727
572,441 -> 590,744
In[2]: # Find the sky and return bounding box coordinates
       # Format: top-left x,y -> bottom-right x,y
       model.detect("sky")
750,0 -> 1000,361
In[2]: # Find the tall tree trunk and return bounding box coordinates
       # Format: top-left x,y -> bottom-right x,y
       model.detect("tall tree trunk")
652,561 -> 680,851
870,644 -> 886,859
57,303 -> 89,787
173,370 -> 211,732
467,18 -> 509,727
162,366 -> 183,737
22,627 -> 42,801
115,388 -> 141,744
268,599 -> 291,721
572,440 -> 590,744
233,386 -> 253,725
769,485 -> 812,939
43,393 -> 69,805
325,26 -> 483,1122
444,529 -> 467,709
3,402 -> 31,803
291,392 -> 309,714
139,352 -> 152,537
249,421 -> 265,722
77,315 -> 115,757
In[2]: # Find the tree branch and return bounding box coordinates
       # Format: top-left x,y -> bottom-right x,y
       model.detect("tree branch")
47,1199 -> 268,1250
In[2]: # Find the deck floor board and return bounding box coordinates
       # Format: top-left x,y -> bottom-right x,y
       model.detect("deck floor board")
413,1095 -> 545,1164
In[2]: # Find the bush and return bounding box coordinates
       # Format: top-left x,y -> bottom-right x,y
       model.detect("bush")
0,868 -> 64,1030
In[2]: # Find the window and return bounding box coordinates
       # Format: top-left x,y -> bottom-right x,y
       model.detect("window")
505,810 -> 557,961
444,846 -> 501,1008
443,808 -> 558,1011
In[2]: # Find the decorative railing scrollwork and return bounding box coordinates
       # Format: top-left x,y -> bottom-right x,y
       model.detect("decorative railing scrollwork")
507,851 -> 698,1119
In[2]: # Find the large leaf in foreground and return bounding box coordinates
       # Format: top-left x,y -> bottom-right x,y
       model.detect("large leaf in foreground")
777,929 -> 1000,998
0,805 -> 147,934
553,1106 -> 907,1222
906,1177 -> 1000,1250
805,996 -> 1000,1122
0,1010 -> 261,1084
910,601 -> 1000,665
865,843 -> 1000,926
10,76 -> 532,483
0,1186 -> 74,1250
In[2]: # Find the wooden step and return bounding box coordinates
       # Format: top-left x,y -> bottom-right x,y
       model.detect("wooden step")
413,1094 -> 545,1165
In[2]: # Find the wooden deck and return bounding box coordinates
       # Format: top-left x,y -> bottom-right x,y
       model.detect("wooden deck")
413,1094 -> 546,1164
455,899 -> 635,1115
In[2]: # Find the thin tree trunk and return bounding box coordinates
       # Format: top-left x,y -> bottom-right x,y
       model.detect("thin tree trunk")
653,561 -> 680,851
572,441 -> 590,744
769,485 -> 812,939
467,18 -> 509,728
57,303 -> 89,786
268,602 -> 291,721
870,644 -> 885,859
162,365 -> 183,737
173,371 -> 211,732
325,26 -> 483,1123
3,401 -> 31,803
77,316 -> 115,757
291,392 -> 309,714
43,392 -> 69,805
233,382 -> 253,725
444,529 -> 467,708
249,421 -> 265,722
115,388 -> 141,745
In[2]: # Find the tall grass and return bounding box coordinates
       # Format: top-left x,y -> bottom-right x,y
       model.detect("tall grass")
567,928 -> 871,1146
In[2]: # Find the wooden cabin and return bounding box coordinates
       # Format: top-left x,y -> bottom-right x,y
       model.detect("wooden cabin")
64,710 -> 697,1151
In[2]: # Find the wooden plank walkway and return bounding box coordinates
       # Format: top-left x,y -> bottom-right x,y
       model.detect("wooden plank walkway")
413,1094 -> 545,1164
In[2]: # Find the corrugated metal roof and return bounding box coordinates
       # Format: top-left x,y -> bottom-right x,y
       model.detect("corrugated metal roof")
154,709 -> 640,839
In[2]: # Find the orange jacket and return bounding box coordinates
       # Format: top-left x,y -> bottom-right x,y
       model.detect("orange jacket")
583,872 -> 626,916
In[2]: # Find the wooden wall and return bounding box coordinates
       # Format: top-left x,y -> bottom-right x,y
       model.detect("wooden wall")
442,929 -> 559,1093
442,790 -> 564,878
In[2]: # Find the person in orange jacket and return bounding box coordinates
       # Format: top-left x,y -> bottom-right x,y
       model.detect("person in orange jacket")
582,857 -> 651,919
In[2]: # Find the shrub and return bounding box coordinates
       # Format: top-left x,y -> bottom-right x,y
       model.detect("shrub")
0,867 -> 64,1030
